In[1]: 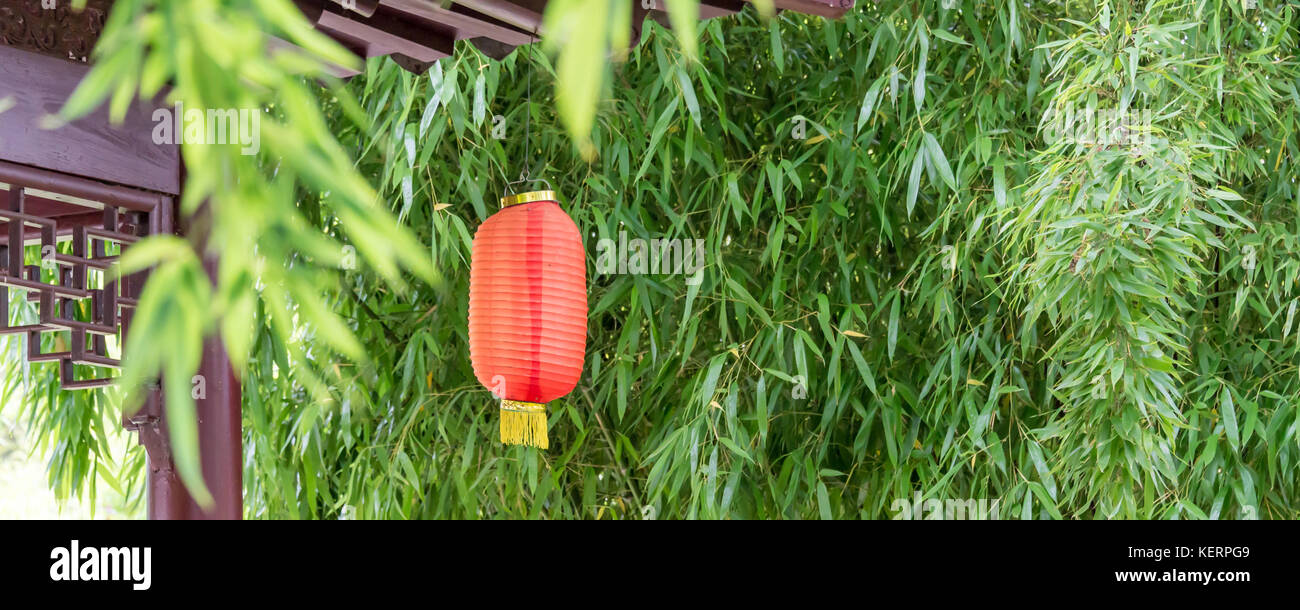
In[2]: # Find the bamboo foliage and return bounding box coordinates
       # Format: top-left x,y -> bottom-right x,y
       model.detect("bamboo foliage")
5,1 -> 1299,519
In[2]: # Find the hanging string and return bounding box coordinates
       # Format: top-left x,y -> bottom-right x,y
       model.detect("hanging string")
523,32 -> 532,183
506,29 -> 551,196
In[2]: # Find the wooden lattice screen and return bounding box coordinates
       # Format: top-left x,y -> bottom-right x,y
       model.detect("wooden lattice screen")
0,160 -> 171,390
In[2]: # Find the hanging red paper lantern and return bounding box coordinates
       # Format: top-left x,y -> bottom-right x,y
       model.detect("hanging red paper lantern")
468,190 -> 587,449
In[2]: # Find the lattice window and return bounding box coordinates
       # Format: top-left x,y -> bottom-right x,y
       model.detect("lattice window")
0,161 -> 169,391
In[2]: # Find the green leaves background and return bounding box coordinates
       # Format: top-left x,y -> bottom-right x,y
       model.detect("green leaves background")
6,0 -> 1300,518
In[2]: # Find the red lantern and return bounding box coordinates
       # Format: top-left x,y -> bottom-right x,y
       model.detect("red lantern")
468,190 -> 587,449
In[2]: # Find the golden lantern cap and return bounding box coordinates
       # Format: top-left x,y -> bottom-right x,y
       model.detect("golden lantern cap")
501,190 -> 557,207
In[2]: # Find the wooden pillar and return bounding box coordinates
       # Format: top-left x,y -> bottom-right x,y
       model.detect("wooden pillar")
146,285 -> 243,520
145,166 -> 245,519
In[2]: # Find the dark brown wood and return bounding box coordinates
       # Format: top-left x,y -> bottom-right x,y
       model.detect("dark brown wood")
125,193 -> 242,520
2,0 -> 855,82
0,160 -> 167,211
0,160 -> 161,392
295,0 -> 854,72
300,1 -> 457,63
330,0 -> 381,17
388,0 -> 536,44
469,36 -> 517,60
642,0 -> 747,19
0,185 -> 118,244
768,0 -> 854,18
147,305 -> 243,521
0,46 -> 181,195
451,0 -> 544,35
0,0 -> 111,63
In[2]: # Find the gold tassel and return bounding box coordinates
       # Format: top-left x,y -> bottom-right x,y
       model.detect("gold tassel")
500,400 -> 548,449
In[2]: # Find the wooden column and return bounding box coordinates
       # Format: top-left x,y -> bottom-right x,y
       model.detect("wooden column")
147,266 -> 243,521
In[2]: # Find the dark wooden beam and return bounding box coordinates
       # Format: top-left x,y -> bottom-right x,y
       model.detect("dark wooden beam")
641,0 -> 747,19
308,2 -> 457,63
449,0 -> 545,35
0,159 -> 166,211
267,35 -> 364,78
770,0 -> 855,18
329,0 -> 381,17
388,0 -> 537,44
0,46 -> 181,196
291,0 -> 854,74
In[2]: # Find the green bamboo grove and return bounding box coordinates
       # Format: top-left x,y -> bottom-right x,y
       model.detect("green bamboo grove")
3,0 -> 1299,518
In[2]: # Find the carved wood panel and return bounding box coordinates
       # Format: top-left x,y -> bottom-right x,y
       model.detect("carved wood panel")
0,0 -> 112,64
